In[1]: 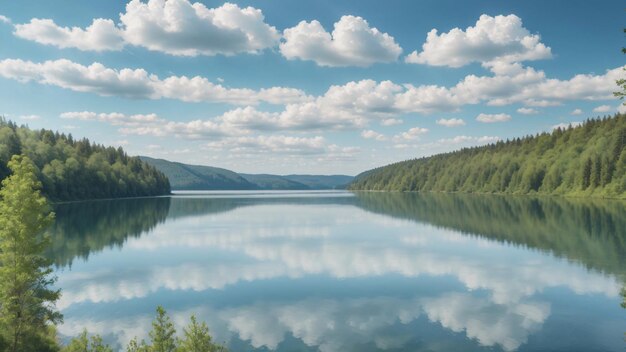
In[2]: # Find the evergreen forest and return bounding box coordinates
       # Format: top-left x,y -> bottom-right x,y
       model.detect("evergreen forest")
0,119 -> 170,201
350,114 -> 626,198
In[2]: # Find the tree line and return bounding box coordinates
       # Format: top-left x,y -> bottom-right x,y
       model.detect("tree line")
0,118 -> 170,201
350,114 -> 626,198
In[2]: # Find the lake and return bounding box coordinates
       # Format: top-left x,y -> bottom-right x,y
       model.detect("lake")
49,191 -> 626,352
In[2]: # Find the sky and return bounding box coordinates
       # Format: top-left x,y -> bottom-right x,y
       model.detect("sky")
0,0 -> 624,175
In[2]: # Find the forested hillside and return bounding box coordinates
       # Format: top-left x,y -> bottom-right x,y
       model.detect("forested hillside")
350,114 -> 626,198
282,174 -> 354,189
0,119 -> 170,201
144,156 -> 354,190
240,173 -> 309,190
141,156 -> 258,190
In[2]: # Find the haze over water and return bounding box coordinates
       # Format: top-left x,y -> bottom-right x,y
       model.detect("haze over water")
48,191 -> 626,351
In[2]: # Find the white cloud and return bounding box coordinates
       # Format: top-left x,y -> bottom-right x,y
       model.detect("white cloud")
592,104 -> 611,113
361,130 -> 387,141
436,118 -> 465,127
551,121 -> 581,130
406,14 -> 552,68
205,135 -> 329,156
18,114 -> 40,121
280,15 -> 402,67
121,0 -> 279,56
517,107 -> 538,115
13,0 -> 279,56
0,58 -> 308,105
14,18 -> 124,51
61,111 -> 163,126
476,113 -> 511,123
437,135 -> 500,144
1,58 -> 621,125
380,118 -> 402,126
121,119 -> 240,139
0,15 -> 11,24
571,108 -> 583,115
393,127 -> 428,143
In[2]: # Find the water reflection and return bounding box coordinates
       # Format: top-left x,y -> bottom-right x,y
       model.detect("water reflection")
48,197 -> 171,267
50,192 -> 626,351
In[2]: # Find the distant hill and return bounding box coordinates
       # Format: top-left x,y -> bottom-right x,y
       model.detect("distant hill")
240,174 -> 309,190
141,156 -> 354,190
283,175 -> 355,189
140,156 -> 257,190
349,114 -> 626,198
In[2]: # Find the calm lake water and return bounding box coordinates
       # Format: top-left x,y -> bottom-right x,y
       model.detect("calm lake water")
49,191 -> 625,352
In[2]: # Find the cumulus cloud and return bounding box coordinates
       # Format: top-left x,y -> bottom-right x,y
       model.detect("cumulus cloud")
0,15 -> 11,24
0,58 -> 308,105
406,14 -> 552,68
571,108 -> 583,115
517,107 -> 538,115
14,18 -> 125,51
476,113 -> 511,123
392,127 -> 428,145
380,118 -> 403,126
592,104 -> 611,113
280,15 -> 402,67
121,0 -> 279,56
1,58 -> 621,125
436,118 -> 465,127
361,130 -> 387,141
13,0 -> 279,56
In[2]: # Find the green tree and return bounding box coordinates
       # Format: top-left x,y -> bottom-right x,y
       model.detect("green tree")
126,338 -> 150,352
177,315 -> 226,352
150,306 -> 177,352
63,330 -> 113,352
0,155 -> 61,352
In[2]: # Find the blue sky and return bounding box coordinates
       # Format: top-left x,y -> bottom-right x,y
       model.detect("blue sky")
0,0 -> 624,175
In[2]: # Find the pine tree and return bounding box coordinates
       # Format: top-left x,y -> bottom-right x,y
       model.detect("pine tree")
150,306 -> 177,352
62,330 -> 113,352
178,315 -> 226,352
0,155 -> 61,352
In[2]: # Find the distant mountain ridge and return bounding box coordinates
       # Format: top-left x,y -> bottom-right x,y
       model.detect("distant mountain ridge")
141,156 -> 353,190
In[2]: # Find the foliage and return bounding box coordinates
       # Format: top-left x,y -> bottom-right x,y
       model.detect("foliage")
150,306 -> 177,352
62,330 -> 113,352
178,315 -> 227,352
0,155 -> 61,352
0,118 -> 170,201
60,309 -> 227,352
350,114 -> 626,199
